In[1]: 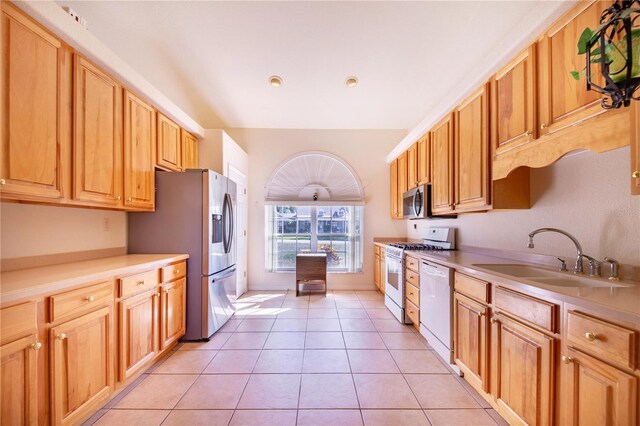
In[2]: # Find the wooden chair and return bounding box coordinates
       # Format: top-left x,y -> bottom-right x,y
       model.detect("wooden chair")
296,253 -> 327,297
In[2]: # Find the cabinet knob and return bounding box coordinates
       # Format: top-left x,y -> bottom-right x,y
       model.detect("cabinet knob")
31,342 -> 42,350
116,195 -> 121,200
137,280 -> 146,286
540,123 -> 548,130
175,269 -> 180,274
0,178 -> 5,185
85,295 -> 95,302
490,317 -> 498,324
561,355 -> 573,364
632,171 -> 640,179
525,130 -> 533,136
585,332 -> 600,341
477,311 -> 484,318
127,197 -> 133,202
57,333 -> 67,341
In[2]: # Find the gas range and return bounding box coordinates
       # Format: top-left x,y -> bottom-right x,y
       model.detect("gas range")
385,228 -> 456,259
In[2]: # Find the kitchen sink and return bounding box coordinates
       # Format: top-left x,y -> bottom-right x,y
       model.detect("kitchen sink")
472,264 -> 559,278
532,277 -> 630,288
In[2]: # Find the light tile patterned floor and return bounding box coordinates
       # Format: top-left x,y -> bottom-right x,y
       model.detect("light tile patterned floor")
84,290 -> 508,426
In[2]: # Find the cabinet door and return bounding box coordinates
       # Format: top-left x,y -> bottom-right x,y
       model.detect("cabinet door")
181,130 -> 199,170
492,314 -> 555,426
397,151 -> 408,199
454,292 -> 489,392
389,159 -> 400,219
50,307 -> 113,425
455,84 -> 490,212
1,4 -> 71,200
430,113 -> 455,214
73,55 -> 123,207
537,1 -> 608,137
119,289 -> 159,382
374,253 -> 381,290
157,113 -> 182,171
632,102 -> 639,195
491,45 -> 537,157
564,348 -> 637,426
160,278 -> 186,349
0,333 -> 39,425
407,143 -> 418,190
123,90 -> 155,210
417,134 -> 430,185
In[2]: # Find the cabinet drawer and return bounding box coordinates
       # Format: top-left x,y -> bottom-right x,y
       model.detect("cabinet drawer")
119,269 -> 159,298
406,299 -> 419,325
49,281 -> 113,322
406,282 -> 420,307
454,272 -> 490,303
161,261 -> 186,282
405,255 -> 420,273
567,310 -> 636,369
0,301 -> 37,345
405,268 -> 420,288
495,287 -> 557,332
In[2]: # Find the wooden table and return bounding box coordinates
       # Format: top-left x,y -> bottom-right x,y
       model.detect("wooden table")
295,253 -> 327,296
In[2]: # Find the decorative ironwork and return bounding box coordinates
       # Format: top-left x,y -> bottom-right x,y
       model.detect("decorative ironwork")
584,0 -> 640,108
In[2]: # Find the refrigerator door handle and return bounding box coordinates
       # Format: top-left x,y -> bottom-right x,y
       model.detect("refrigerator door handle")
227,193 -> 234,252
211,267 -> 237,283
222,194 -> 230,253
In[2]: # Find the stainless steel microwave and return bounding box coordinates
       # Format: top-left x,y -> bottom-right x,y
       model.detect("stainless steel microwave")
403,184 -> 457,220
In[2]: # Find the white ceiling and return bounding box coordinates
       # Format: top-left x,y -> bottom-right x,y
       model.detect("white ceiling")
58,1 -> 566,130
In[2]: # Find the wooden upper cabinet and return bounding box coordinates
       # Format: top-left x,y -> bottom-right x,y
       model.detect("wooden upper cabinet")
181,129 -> 199,170
157,113 -> 182,171
389,159 -> 400,219
406,143 -> 418,190
492,314 -> 555,426
0,333 -> 39,425
537,0 -> 607,137
1,4 -> 71,200
160,278 -> 186,349
417,134 -> 430,185
397,151 -> 408,198
491,45 -> 537,157
454,84 -> 490,212
73,55 -> 123,207
563,347 -> 637,426
430,113 -> 455,215
124,90 -> 155,210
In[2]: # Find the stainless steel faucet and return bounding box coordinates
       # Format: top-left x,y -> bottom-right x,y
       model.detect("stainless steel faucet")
603,257 -> 620,281
582,255 -> 601,277
528,228 -> 584,274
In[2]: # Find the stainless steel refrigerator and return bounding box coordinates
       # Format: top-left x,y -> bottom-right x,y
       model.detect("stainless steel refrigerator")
128,169 -> 237,340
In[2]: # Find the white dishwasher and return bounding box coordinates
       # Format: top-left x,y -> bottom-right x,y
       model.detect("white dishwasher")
419,259 -> 460,374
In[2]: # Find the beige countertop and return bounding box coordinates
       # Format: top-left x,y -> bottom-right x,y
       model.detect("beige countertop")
376,242 -> 639,317
0,254 -> 189,306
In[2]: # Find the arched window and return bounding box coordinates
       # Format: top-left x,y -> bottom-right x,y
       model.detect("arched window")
264,152 -> 364,273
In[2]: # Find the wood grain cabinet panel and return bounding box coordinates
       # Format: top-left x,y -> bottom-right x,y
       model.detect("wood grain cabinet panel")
430,113 -> 455,215
1,4 -> 71,200
124,90 -> 156,210
407,143 -> 418,190
119,289 -> 159,381
73,55 -> 123,207
490,45 -> 537,157
454,292 -> 489,392
632,102 -> 640,195
0,333 -> 39,425
50,306 -> 113,425
389,159 -> 401,219
181,129 -> 199,170
537,0 -> 608,137
160,278 -> 186,349
417,134 -> 430,185
397,151 -> 408,202
563,348 -> 637,426
491,314 -> 555,426
157,113 -> 182,172
374,252 -> 381,291
454,84 -> 490,212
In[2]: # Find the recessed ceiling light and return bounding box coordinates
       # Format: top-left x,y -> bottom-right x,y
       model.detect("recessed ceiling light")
345,77 -> 358,87
269,76 -> 282,87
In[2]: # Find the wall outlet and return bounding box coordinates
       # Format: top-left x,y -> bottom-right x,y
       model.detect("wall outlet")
413,223 -> 417,230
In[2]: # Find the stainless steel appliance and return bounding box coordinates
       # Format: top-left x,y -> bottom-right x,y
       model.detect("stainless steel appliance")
419,260 -> 459,374
403,184 -> 456,219
128,169 -> 237,341
384,227 -> 456,324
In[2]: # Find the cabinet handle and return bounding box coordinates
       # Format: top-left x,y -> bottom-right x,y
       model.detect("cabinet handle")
540,123 -> 548,130
31,342 -> 42,350
632,171 -> 640,178
57,333 -> 67,341
85,296 -> 95,302
137,280 -> 146,286
585,332 -> 600,341
0,178 -> 5,185
490,317 -> 498,324
561,355 -> 573,364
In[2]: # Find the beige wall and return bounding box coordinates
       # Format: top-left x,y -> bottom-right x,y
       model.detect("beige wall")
0,203 -> 126,259
226,128 -> 408,291
407,147 -> 640,267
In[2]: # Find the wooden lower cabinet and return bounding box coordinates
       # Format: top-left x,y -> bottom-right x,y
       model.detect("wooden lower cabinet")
50,306 -> 114,425
454,292 -> 490,392
374,252 -> 381,291
119,289 -> 160,381
0,333 -> 39,425
563,348 -> 637,426
491,313 -> 555,426
160,278 -> 186,349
